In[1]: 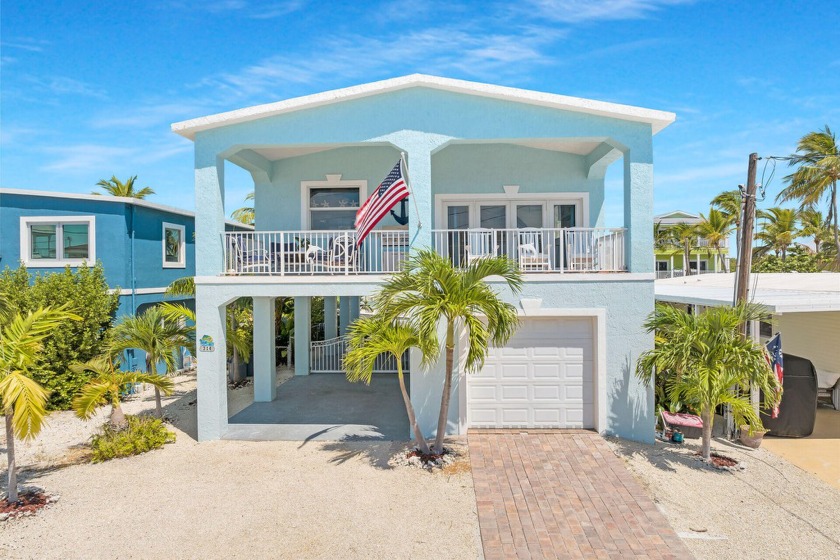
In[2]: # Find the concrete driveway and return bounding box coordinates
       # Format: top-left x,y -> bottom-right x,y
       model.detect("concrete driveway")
226,373 -> 410,441
762,406 -> 840,489
469,429 -> 692,559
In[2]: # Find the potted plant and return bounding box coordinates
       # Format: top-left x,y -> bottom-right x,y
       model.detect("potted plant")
739,424 -> 769,449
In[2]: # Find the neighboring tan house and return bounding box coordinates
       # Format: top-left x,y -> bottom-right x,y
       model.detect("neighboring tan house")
0,188 -> 247,370
172,74 -> 675,443
654,210 -> 731,278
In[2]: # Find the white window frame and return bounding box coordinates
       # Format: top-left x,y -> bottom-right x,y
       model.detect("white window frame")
300,175 -> 368,230
20,216 -> 96,267
435,192 -> 590,230
162,222 -> 186,268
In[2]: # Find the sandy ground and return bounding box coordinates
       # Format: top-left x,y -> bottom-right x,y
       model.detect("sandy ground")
607,435 -> 840,560
0,373 -> 483,560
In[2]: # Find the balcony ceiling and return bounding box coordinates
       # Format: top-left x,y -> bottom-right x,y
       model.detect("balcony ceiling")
246,139 -> 605,162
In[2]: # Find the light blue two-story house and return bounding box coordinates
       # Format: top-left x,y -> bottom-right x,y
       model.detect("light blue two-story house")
173,74 -> 675,443
0,188 -> 246,369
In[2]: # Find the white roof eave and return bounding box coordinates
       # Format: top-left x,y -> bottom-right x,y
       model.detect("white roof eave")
171,74 -> 676,140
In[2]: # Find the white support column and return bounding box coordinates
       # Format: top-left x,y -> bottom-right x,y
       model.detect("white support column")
194,141 -> 226,277
696,253 -> 700,274
669,255 -> 673,275
294,296 -> 311,376
195,286 -> 228,441
253,297 -> 276,401
324,296 -> 338,339
339,296 -> 350,336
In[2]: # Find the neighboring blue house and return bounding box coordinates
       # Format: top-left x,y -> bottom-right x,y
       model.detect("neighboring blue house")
0,188 -> 247,368
172,74 -> 675,443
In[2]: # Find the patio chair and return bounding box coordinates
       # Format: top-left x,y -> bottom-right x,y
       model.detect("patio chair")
565,230 -> 595,272
227,235 -> 272,274
465,228 -> 498,264
321,233 -> 358,274
517,228 -> 550,271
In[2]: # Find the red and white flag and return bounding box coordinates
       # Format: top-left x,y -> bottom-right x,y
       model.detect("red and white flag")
355,160 -> 409,245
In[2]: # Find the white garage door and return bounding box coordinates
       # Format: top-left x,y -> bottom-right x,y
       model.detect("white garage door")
467,317 -> 594,429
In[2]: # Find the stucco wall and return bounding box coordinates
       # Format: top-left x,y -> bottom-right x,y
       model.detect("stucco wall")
777,311 -> 840,377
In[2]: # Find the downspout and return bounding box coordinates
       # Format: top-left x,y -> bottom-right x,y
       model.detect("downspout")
130,203 -> 137,370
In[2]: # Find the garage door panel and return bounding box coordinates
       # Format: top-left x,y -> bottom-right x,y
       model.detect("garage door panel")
467,317 -> 595,430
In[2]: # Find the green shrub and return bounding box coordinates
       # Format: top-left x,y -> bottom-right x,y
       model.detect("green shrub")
0,263 -> 120,409
89,415 -> 175,463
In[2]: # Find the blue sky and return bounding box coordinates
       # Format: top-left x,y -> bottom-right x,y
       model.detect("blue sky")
2,0 -> 838,225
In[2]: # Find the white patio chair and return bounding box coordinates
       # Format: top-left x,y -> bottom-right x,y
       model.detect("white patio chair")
322,234 -> 358,274
517,228 -> 550,271
465,229 -> 498,264
227,235 -> 271,274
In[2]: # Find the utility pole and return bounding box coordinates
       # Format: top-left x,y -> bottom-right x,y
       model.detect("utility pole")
735,152 -> 759,335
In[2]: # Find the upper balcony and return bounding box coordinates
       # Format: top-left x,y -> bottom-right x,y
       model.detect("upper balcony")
223,227 -> 626,276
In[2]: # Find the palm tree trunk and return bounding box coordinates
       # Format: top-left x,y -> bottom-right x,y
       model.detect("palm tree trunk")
5,410 -> 17,503
434,321 -> 455,455
717,247 -> 727,273
700,406 -> 713,460
832,182 -> 839,258
110,403 -> 127,430
683,242 -> 690,276
397,362 -> 430,455
147,356 -> 162,418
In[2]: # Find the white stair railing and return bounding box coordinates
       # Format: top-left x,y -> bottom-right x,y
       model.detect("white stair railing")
310,335 -> 409,374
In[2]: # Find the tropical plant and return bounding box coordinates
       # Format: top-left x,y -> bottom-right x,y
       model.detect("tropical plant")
89,415 -> 175,463
0,304 -> 79,503
798,208 -> 831,254
373,249 -> 522,454
344,317 -> 435,454
0,264 -> 119,409
778,126 -> 840,259
93,175 -> 155,199
636,303 -> 781,460
670,222 -> 700,275
696,209 -> 735,272
231,192 -> 255,225
753,246 -> 822,273
71,355 -> 174,430
653,222 -> 675,251
711,189 -> 743,257
111,307 -> 190,418
754,207 -> 800,260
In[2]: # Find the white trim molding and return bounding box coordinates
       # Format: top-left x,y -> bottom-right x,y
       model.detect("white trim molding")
162,222 -> 187,268
300,175 -> 368,229
435,191 -> 590,229
19,215 -> 96,268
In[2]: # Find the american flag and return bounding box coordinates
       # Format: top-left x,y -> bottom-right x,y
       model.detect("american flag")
355,160 -> 409,245
766,333 -> 784,418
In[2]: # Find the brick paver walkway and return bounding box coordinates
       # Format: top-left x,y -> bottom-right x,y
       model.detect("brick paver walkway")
469,430 -> 693,559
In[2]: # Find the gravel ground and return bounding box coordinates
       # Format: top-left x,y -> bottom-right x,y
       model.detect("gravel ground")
1,374 -> 482,560
607,435 -> 840,560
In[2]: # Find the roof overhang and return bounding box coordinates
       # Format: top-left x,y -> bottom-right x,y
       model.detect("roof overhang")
172,74 -> 676,141
654,273 -> 840,313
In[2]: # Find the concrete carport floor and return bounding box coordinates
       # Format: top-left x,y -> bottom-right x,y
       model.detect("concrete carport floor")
226,373 -> 411,441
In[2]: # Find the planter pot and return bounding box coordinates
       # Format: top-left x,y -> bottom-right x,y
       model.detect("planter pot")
739,425 -> 768,449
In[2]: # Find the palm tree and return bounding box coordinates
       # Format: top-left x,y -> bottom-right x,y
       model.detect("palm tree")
71,355 -> 174,430
778,126 -> 840,259
711,189 -> 743,257
93,175 -> 155,199
112,307 -> 189,418
636,303 -> 781,460
374,249 -> 522,454
798,208 -> 830,254
344,317 -> 435,454
1,305 -> 79,503
670,222 -> 699,275
231,192 -> 255,225
755,207 -> 799,260
697,209 -> 735,272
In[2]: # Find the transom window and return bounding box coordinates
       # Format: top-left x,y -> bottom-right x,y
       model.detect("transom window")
440,197 -> 584,230
303,181 -> 364,230
20,216 -> 95,267
162,222 -> 186,268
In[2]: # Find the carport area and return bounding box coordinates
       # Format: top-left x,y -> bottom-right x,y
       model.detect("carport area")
225,373 -> 409,441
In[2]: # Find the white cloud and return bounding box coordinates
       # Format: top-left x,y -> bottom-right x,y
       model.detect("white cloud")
0,37 -> 50,52
41,140 -> 191,173
525,0 -> 694,23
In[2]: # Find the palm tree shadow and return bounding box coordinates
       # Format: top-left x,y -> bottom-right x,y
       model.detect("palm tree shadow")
3,444 -> 92,489
608,436 -> 734,475
158,383 -> 199,441
319,440 -> 401,470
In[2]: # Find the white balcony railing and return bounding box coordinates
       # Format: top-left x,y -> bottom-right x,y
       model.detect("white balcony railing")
223,230 -> 409,275
223,227 -> 626,275
431,227 -> 626,273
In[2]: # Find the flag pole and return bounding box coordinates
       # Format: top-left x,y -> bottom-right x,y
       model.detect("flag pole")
400,151 -> 422,229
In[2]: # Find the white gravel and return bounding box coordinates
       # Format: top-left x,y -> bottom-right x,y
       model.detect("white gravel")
606,436 -> 840,560
1,373 -> 483,560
